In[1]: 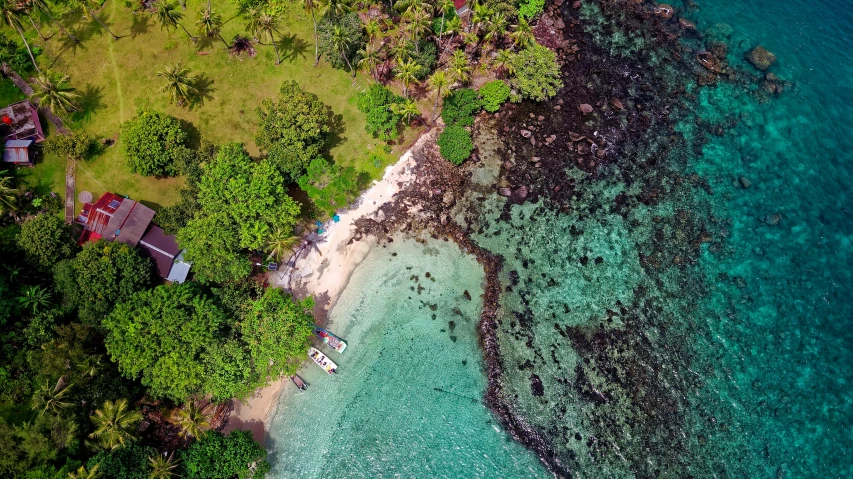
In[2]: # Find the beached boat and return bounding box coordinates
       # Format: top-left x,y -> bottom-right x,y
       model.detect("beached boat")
290,375 -> 307,391
315,327 -> 347,353
308,347 -> 337,374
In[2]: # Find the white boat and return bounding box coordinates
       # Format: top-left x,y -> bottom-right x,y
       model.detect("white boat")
308,347 -> 337,374
315,327 -> 347,353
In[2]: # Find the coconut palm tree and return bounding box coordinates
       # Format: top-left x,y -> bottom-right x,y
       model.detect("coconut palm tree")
482,11 -> 507,47
28,0 -> 80,43
317,0 -> 350,19
88,399 -> 142,450
470,2 -> 491,36
427,69 -> 448,119
157,63 -> 198,106
392,98 -> 420,125
152,0 -> 195,41
357,43 -> 382,80
31,71 -> 79,115
433,0 -> 453,45
329,25 -> 355,75
248,11 -> 282,65
197,5 -> 228,47
1,0 -> 39,72
148,453 -> 178,479
448,49 -> 470,85
510,17 -> 534,49
493,48 -> 514,75
68,464 -> 101,479
364,18 -> 380,48
394,57 -> 421,97
31,378 -> 72,414
402,5 -> 431,53
71,0 -> 126,40
299,0 -> 320,65
0,174 -> 18,215
171,401 -> 210,439
17,284 -> 52,313
266,227 -> 300,263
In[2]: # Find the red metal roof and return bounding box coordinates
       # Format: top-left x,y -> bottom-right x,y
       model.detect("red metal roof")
454,0 -> 466,8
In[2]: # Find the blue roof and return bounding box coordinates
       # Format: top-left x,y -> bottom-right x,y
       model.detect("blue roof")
5,139 -> 32,147
166,251 -> 192,283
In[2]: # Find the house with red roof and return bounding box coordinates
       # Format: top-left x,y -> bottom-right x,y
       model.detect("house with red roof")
454,0 -> 469,15
75,192 -> 191,283
0,100 -> 45,166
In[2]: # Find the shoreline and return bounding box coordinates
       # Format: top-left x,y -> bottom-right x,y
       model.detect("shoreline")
224,130 -> 434,445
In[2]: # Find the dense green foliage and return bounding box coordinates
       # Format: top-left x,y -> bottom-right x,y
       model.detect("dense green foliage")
54,241 -> 154,325
17,214 -> 78,272
179,431 -> 270,479
120,111 -> 188,177
0,33 -> 39,75
441,88 -> 481,127
437,125 -> 474,165
42,134 -> 93,162
297,158 -> 361,216
508,44 -> 564,101
411,41 -> 438,81
104,284 -> 227,401
177,213 -> 252,284
518,0 -> 545,19
240,288 -> 315,384
318,13 -> 365,72
479,80 -> 511,113
86,443 -> 157,479
256,81 -> 332,181
0,413 -> 80,476
357,84 -> 405,141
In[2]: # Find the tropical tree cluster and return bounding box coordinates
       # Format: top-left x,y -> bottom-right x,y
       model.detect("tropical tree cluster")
121,110 -> 189,177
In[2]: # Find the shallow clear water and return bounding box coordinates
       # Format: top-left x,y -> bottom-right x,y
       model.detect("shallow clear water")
266,237 -> 549,478
268,0 -> 853,476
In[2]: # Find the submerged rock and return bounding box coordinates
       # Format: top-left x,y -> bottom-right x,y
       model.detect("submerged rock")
579,103 -> 594,114
764,213 -> 781,225
746,46 -> 776,71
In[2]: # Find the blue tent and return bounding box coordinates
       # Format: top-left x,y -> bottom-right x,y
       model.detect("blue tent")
332,214 -> 340,222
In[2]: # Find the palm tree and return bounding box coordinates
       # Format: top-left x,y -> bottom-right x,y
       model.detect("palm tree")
402,5 -> 431,53
148,453 -> 178,479
197,5 -> 228,48
392,98 -> 420,125
427,69 -> 448,119
265,227 -> 300,262
1,0 -> 39,72
317,0 -> 350,19
17,284 -> 52,312
356,43 -> 382,80
248,11 -> 282,65
448,49 -> 470,85
152,0 -> 195,41
482,11 -> 507,47
68,464 -> 101,479
28,0 -> 80,43
157,63 -> 198,106
171,401 -> 209,439
72,0 -> 126,40
433,0 -> 453,46
394,58 -> 421,98
300,0 -> 320,65
470,2 -> 491,36
0,174 -> 18,215
88,399 -> 142,450
364,18 -> 380,48
330,25 -> 355,75
31,378 -> 72,414
493,48 -> 514,75
510,17 -> 534,49
32,71 -> 79,115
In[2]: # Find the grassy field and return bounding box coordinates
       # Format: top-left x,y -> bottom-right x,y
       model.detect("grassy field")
18,0 -> 416,209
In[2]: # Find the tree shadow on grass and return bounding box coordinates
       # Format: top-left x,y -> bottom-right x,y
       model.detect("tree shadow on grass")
129,14 -> 152,38
178,118 -> 202,150
70,83 -> 105,125
14,167 -> 55,196
323,113 -> 347,156
188,73 -> 215,110
278,34 -> 310,63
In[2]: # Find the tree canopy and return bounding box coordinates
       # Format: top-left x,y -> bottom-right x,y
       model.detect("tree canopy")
121,110 -> 188,176
508,44 -> 563,102
297,158 -> 361,216
104,283 -> 227,402
256,80 -> 333,181
357,84 -> 404,141
17,213 -> 78,272
179,430 -> 270,479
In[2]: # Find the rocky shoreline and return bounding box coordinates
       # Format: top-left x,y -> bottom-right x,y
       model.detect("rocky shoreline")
353,0 -> 784,476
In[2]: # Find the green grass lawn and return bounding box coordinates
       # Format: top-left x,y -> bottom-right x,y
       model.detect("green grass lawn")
19,0 -> 414,209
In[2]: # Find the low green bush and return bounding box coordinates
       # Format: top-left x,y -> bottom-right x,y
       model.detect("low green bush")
479,80 -> 511,113
438,125 -> 474,165
518,0 -> 545,19
357,84 -> 405,141
441,88 -> 481,127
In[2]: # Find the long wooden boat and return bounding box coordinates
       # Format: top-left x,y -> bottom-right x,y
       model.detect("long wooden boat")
290,375 -> 307,391
308,347 -> 337,374
315,327 -> 347,353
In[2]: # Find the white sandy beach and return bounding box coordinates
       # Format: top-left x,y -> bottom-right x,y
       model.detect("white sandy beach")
225,131 -> 434,443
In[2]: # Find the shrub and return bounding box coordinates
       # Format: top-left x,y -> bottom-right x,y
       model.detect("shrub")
121,110 -> 188,176
357,84 -> 405,141
441,88 -> 481,127
508,44 -> 563,101
438,125 -> 474,165
180,431 -> 270,479
479,80 -> 511,113
518,0 -> 545,19
412,41 -> 438,80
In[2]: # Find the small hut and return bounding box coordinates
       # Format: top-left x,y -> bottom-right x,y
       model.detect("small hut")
3,139 -> 33,165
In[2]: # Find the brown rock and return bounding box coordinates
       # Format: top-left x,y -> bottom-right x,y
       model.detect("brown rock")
530,156 -> 541,163
654,4 -> 675,19
746,46 -> 776,71
579,103 -> 593,114
498,187 -> 512,197
572,0 -> 580,9
739,176 -> 751,188
679,18 -> 696,30
764,213 -> 781,226
512,186 -> 529,201
568,132 -> 586,142
610,98 -> 624,110
520,129 -> 532,138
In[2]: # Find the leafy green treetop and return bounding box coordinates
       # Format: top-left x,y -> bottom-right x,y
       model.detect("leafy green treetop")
357,84 -> 405,141
508,44 -> 563,102
176,212 -> 252,284
297,157 -> 361,216
179,430 -> 270,479
121,110 -> 188,177
17,213 -> 78,272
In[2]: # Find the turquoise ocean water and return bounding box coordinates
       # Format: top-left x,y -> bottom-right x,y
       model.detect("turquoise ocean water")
268,0 -> 852,476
